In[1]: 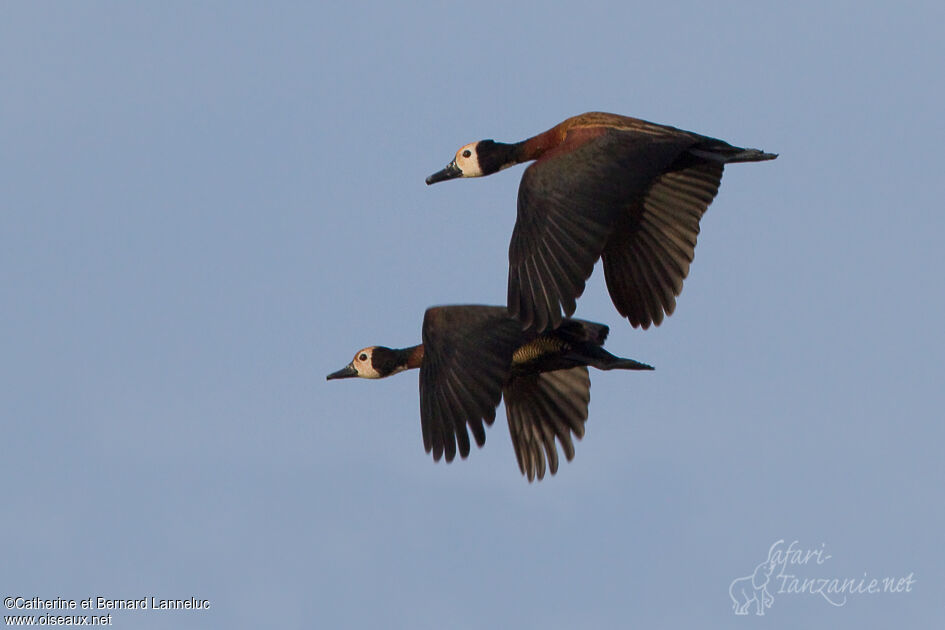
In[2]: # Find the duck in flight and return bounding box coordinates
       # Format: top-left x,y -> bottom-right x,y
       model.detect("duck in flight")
426,112 -> 777,332
327,304 -> 653,481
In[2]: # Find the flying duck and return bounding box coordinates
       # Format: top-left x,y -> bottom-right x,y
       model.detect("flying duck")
327,304 -> 652,481
426,112 -> 777,332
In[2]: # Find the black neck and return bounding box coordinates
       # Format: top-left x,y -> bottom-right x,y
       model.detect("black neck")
478,140 -> 526,174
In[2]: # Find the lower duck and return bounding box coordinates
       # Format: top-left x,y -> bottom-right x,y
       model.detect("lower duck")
327,304 -> 652,481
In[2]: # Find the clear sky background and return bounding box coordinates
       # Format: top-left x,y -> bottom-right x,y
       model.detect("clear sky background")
3,2 -> 943,628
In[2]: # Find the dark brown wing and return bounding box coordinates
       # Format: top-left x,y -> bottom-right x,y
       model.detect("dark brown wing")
419,305 -> 523,463
508,129 -> 695,332
503,366 -> 590,481
602,157 -> 723,328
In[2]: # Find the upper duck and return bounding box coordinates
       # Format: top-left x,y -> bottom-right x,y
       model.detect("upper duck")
327,304 -> 652,481
426,112 -> 777,332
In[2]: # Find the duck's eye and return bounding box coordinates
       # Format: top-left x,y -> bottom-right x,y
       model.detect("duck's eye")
359,353 -> 368,362
462,149 -> 472,158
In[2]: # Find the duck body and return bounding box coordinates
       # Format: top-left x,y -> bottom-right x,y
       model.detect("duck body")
327,304 -> 652,481
427,112 -> 777,332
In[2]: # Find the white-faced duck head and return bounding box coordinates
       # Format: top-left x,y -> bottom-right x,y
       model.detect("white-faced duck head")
326,346 -> 408,380
425,141 -> 519,184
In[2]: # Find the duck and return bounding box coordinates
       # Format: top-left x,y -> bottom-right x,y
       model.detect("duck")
327,304 -> 653,481
426,112 -> 777,332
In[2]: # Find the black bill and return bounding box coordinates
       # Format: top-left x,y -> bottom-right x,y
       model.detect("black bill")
425,160 -> 462,185
326,363 -> 358,380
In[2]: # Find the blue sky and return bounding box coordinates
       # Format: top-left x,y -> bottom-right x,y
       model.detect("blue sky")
2,2 -> 943,628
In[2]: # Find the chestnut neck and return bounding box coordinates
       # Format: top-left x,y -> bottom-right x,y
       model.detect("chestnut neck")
520,124 -> 569,162
403,344 -> 424,370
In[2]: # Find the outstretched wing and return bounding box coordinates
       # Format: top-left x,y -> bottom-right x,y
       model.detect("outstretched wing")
508,128 -> 695,332
602,156 -> 724,328
420,305 -> 522,463
503,366 -> 591,481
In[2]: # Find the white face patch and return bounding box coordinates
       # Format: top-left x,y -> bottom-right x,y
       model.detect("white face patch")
454,142 -> 484,177
351,347 -> 382,379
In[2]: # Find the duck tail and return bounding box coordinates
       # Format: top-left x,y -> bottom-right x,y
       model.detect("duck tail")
690,145 -> 778,164
601,356 -> 655,371
578,345 -> 654,371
